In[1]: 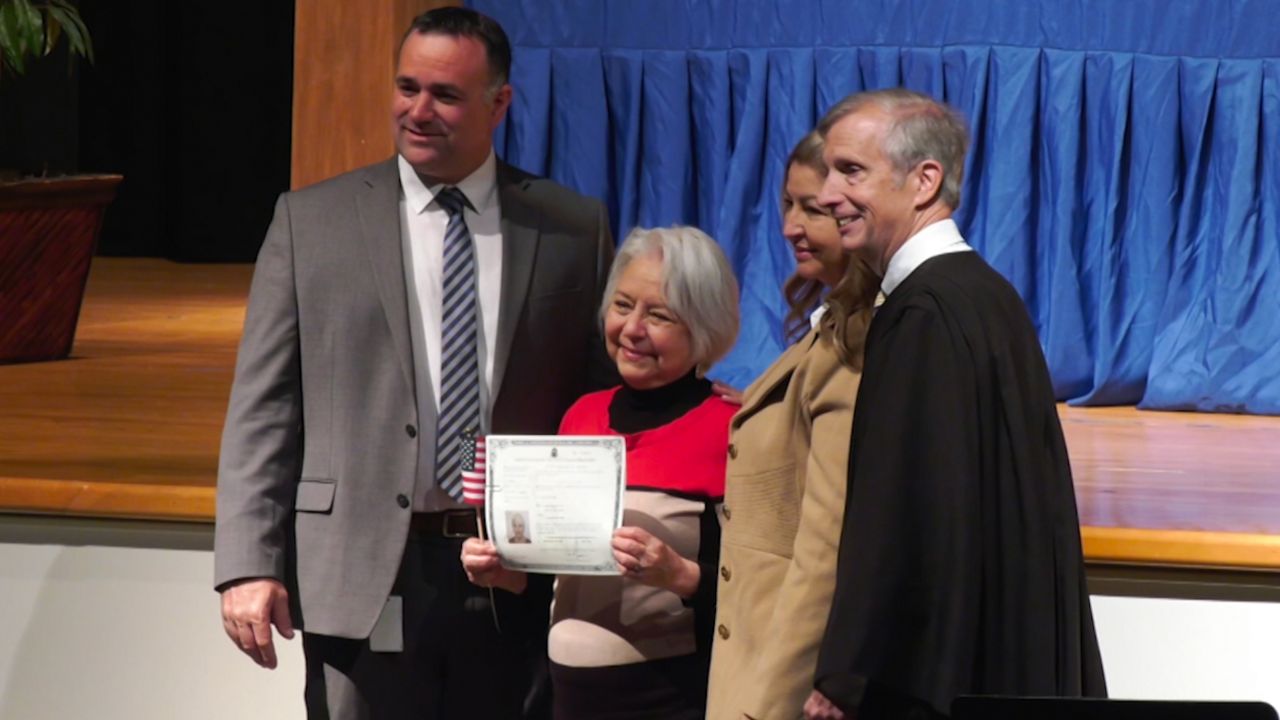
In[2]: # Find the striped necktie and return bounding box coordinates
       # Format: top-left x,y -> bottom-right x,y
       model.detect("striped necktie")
434,186 -> 479,502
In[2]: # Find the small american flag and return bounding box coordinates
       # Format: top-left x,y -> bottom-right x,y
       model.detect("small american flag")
460,433 -> 486,506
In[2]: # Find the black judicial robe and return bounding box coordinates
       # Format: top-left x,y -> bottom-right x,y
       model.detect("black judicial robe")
815,251 -> 1107,718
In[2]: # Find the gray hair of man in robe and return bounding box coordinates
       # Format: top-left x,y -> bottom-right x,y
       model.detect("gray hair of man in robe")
817,88 -> 970,210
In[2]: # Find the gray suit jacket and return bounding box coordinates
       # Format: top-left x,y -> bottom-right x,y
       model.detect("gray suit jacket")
213,157 -> 614,638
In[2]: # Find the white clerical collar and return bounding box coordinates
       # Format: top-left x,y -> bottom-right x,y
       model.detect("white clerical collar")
397,150 -> 499,215
880,218 -> 973,297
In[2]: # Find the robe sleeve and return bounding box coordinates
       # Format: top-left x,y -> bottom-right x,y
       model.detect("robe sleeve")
815,301 -> 982,717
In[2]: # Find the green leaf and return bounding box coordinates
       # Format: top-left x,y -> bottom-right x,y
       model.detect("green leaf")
0,50 -> 18,80
46,5 -> 78,52
44,14 -> 60,54
46,2 -> 92,64
12,0 -> 43,65
0,2 -> 30,75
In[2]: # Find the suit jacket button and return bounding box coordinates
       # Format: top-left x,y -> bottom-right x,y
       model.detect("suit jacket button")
718,624 -> 730,640
396,494 -> 410,509
405,424 -> 417,438
720,565 -> 731,581
727,443 -> 738,459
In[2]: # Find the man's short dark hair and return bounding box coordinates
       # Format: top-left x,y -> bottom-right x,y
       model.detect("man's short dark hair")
403,7 -> 512,89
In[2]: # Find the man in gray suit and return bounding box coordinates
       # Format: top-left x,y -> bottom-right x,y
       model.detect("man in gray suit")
214,8 -> 614,718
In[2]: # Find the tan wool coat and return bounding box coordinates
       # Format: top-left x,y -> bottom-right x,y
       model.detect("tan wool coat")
706,324 -> 860,720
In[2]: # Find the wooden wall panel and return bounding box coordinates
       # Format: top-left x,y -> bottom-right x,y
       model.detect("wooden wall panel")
291,0 -> 460,190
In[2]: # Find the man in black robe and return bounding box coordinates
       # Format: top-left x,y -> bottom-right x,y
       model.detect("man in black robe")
803,89 -> 1107,719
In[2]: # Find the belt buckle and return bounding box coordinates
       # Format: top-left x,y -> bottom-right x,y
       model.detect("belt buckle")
442,510 -> 474,538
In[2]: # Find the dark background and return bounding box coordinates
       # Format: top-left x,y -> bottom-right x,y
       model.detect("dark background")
0,2 -> 295,262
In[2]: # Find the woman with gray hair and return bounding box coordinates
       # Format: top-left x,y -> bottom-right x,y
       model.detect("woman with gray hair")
463,225 -> 740,719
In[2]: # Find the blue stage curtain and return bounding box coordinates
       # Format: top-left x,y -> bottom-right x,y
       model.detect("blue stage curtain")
472,0 -> 1280,414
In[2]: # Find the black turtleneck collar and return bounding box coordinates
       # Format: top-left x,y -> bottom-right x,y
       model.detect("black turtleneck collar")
608,370 -> 713,434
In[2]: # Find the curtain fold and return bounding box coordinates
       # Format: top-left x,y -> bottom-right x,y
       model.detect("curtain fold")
476,0 -> 1280,413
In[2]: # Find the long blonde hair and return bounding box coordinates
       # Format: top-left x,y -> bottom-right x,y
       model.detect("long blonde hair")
822,255 -> 878,371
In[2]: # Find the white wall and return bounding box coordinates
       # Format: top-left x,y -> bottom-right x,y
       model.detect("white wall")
0,517 -> 304,720
2,515 -> 1278,718
1093,594 -> 1280,706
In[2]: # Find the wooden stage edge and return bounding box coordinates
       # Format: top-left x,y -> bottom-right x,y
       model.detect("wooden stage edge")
3,258 -> 1280,573
0,477 -> 213,523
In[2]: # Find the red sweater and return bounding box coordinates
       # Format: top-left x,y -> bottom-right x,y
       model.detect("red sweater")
557,386 -> 735,499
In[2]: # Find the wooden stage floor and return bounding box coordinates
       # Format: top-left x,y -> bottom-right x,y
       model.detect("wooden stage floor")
3,258 -> 1280,570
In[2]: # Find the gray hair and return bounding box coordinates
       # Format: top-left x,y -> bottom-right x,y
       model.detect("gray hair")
817,88 -> 969,209
601,225 -> 740,374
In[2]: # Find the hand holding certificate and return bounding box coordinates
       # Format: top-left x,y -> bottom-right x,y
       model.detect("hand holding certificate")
485,435 -> 626,575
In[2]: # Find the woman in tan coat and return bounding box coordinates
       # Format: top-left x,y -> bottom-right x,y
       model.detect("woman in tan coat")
706,131 -> 878,720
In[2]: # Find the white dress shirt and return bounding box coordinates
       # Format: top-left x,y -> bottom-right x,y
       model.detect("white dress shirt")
880,218 -> 973,297
809,303 -> 828,330
398,152 -> 503,509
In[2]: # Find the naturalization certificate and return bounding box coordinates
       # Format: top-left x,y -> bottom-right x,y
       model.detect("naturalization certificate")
485,435 -> 626,575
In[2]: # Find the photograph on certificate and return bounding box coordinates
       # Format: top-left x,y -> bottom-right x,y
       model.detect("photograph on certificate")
485,435 -> 626,575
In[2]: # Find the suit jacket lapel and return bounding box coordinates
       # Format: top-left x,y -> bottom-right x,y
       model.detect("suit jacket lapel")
732,328 -> 819,428
491,161 -> 540,404
356,158 -> 418,398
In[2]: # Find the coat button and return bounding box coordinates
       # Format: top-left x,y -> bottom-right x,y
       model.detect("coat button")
720,565 -> 731,581
396,494 -> 410,509
722,506 -> 731,521
727,443 -> 738,459
405,424 -> 417,438
718,624 -> 730,640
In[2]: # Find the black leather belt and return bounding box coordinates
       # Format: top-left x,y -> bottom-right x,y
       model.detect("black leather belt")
410,510 -> 479,539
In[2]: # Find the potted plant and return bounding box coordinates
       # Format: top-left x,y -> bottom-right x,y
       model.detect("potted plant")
0,0 -> 122,363
0,0 -> 93,79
